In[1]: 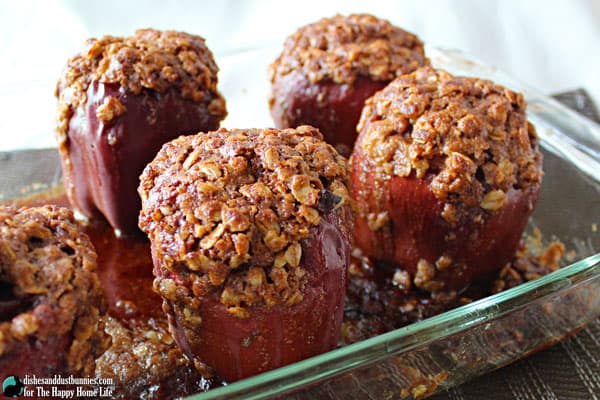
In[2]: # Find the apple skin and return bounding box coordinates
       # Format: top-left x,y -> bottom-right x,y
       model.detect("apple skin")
61,81 -> 223,236
270,70 -> 388,156
160,206 -> 352,382
351,148 -> 540,293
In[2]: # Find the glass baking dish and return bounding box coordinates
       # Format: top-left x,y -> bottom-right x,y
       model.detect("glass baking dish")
1,47 -> 599,399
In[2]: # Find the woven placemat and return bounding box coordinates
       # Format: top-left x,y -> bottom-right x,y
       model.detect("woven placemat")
431,89 -> 600,400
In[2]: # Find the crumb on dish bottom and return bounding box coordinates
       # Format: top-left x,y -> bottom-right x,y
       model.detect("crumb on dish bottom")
342,231 -> 566,345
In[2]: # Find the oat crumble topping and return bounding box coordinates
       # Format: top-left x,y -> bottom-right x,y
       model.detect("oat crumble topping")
138,126 -> 350,317
55,28 -> 227,145
0,205 -> 109,376
354,66 -> 543,226
269,14 -> 428,85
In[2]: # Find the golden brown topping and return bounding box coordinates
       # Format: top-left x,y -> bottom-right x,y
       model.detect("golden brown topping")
366,211 -> 389,231
0,205 -> 109,376
96,96 -> 126,122
491,234 -> 566,293
269,14 -> 428,85
413,259 -> 436,289
392,269 -> 411,290
435,255 -> 452,271
355,66 -> 543,225
55,28 -> 227,141
139,126 -> 349,316
480,189 -> 507,211
95,316 -> 212,397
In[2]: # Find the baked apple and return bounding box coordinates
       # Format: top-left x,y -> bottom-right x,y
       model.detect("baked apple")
55,29 -> 227,236
351,66 -> 543,292
138,126 -> 353,381
0,205 -> 109,382
269,14 -> 428,155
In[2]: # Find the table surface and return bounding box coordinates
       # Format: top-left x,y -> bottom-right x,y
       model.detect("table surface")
431,89 -> 600,400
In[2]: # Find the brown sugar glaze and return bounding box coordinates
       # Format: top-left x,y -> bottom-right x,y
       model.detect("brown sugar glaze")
7,186 -> 566,398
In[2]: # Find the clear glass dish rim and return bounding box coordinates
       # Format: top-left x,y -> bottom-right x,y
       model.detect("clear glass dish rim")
193,253 -> 600,399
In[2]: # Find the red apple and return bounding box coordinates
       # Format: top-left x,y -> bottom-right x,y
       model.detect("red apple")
139,127 -> 353,382
270,71 -> 388,155
350,66 -> 543,292
164,209 -> 352,382
56,29 -> 227,236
